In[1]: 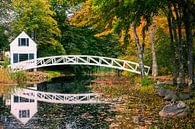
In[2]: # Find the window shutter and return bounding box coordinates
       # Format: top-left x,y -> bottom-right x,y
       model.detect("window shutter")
13,53 -> 19,63
27,38 -> 29,46
18,38 -> 21,46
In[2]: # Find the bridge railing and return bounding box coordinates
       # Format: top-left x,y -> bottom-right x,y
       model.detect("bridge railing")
9,55 -> 150,75
9,59 -> 36,70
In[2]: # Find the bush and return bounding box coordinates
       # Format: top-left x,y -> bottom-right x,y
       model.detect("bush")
11,71 -> 27,84
0,69 -> 13,83
3,57 -> 10,68
141,76 -> 150,86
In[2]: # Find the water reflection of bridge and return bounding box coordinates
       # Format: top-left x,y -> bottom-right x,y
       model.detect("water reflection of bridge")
3,87 -> 104,125
14,88 -> 102,104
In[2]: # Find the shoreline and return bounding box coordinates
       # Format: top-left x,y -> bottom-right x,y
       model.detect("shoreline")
90,76 -> 195,128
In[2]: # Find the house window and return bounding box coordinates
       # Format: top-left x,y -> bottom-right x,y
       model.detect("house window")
19,110 -> 30,118
14,96 -> 19,102
19,54 -> 28,62
18,38 -> 29,46
20,97 -> 30,102
29,53 -> 34,60
13,53 -> 35,63
14,96 -> 34,103
13,53 -> 19,63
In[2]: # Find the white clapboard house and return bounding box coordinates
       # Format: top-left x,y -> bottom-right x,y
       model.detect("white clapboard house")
10,31 -> 37,65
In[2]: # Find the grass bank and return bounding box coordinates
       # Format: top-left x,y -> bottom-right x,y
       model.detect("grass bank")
0,68 -> 63,85
0,69 -> 64,97
91,76 -> 195,128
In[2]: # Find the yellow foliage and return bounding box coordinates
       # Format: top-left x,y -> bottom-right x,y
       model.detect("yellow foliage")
154,16 -> 167,29
0,69 -> 14,84
70,0 -> 92,26
128,18 -> 151,48
95,30 -> 112,37
0,84 -> 15,96
128,16 -> 169,49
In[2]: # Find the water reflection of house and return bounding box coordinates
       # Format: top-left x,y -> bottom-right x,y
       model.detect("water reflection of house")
0,121 -> 3,129
6,87 -> 37,125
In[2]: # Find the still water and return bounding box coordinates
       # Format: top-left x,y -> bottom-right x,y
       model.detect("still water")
0,76 -> 115,129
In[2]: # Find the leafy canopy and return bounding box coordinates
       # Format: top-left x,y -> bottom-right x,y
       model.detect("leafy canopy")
12,0 -> 65,56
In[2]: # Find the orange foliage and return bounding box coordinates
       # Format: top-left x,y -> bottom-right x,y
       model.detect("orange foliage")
154,16 -> 167,29
95,30 -> 112,37
70,0 -> 113,37
70,0 -> 171,48
70,0 -> 96,27
129,16 -> 169,48
128,18 -> 151,48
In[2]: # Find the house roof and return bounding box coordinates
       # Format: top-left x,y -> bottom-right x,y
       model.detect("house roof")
10,31 -> 37,46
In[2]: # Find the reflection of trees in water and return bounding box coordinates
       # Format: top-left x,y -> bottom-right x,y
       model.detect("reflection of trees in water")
37,102 -> 114,129
0,102 -> 114,128
0,76 -> 115,128
0,96 -> 9,116
37,75 -> 96,94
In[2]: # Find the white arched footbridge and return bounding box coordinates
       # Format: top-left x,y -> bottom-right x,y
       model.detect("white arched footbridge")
10,55 -> 150,75
14,88 -> 103,104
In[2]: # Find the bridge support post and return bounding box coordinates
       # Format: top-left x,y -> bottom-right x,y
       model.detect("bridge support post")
33,68 -> 37,72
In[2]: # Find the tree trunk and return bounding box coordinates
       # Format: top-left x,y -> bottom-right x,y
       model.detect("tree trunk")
132,22 -> 145,78
150,23 -> 158,77
174,4 -> 185,87
167,6 -> 177,85
183,5 -> 194,86
177,20 -> 185,87
31,29 -> 36,41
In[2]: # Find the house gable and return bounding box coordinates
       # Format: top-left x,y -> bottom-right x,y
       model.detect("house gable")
10,31 -> 37,47
10,31 -> 37,64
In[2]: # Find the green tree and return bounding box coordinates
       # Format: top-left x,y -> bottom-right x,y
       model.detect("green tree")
0,25 -> 9,51
11,0 -> 65,57
0,0 -> 11,23
49,0 -> 120,57
48,0 -> 121,74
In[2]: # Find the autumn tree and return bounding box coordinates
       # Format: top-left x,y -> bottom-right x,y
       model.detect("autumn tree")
71,0 -> 164,78
11,0 -> 65,56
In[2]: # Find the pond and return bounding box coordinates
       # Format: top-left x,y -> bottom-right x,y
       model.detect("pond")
0,76 -> 115,129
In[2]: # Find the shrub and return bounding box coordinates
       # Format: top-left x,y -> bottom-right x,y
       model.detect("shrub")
141,76 -> 150,86
2,57 -> 10,68
11,71 -> 27,84
0,69 -> 13,83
